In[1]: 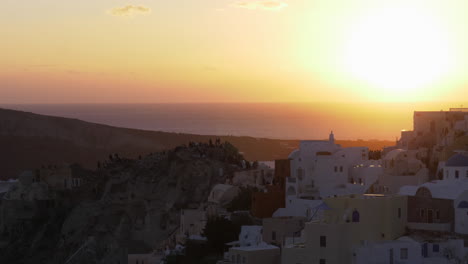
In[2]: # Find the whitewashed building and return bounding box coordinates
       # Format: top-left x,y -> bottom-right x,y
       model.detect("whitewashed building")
441,153 -> 468,181
176,208 -> 207,244
374,149 -> 429,194
286,132 -> 378,200
224,226 -> 280,264
352,236 -> 422,264
400,179 -> 468,234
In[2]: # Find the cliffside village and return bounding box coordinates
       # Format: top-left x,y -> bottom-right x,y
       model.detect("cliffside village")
3,108 -> 468,264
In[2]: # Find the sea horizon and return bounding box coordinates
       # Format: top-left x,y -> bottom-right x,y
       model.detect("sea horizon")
2,101 -> 464,141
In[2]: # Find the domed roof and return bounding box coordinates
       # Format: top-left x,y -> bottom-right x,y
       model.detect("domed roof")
288,149 -> 300,159
383,149 -> 405,160
446,154 -> 468,167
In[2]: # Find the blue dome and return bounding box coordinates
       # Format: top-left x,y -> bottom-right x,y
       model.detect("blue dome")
446,154 -> 468,167
458,201 -> 468,209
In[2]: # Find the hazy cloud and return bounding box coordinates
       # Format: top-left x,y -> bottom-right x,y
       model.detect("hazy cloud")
234,1 -> 288,11
109,5 -> 151,17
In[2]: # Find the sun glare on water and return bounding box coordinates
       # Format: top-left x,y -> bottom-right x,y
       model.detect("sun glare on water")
341,5 -> 456,98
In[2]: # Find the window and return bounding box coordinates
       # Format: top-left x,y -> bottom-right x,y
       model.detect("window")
319,259 -> 326,264
272,231 -> 276,241
398,208 -> 401,219
340,166 -> 343,172
466,170 -> 468,177
435,210 -> 440,220
433,244 -> 439,252
297,168 -> 303,180
242,256 -> 246,263
320,236 -> 326,247
456,170 -> 460,179
334,166 -> 337,172
420,208 -> 425,219
352,210 -> 360,222
400,248 -> 408,259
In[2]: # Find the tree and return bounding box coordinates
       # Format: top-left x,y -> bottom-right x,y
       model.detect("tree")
252,161 -> 259,169
369,150 -> 382,160
225,187 -> 258,212
203,216 -> 240,254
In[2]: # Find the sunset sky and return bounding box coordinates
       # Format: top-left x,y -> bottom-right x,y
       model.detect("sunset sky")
2,0 -> 468,104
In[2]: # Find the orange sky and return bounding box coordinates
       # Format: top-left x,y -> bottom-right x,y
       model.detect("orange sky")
2,0 -> 468,104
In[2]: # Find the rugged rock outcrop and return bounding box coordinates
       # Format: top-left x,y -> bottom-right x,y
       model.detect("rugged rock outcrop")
0,141 -> 244,264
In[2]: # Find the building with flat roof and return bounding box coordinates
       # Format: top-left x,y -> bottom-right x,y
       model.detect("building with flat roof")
282,194 -> 407,264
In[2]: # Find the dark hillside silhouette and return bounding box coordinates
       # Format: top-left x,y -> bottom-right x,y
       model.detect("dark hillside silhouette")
0,108 -> 393,179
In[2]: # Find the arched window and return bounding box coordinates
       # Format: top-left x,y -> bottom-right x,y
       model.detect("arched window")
352,210 -> 360,222
416,187 -> 432,198
287,186 -> 296,196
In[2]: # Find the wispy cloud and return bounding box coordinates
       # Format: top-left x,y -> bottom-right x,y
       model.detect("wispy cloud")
234,1 -> 288,11
108,5 -> 151,17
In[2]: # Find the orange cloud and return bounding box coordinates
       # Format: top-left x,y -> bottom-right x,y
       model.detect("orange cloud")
109,5 -> 151,17
234,1 -> 288,10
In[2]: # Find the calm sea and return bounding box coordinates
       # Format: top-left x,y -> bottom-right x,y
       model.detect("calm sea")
0,102 -> 456,140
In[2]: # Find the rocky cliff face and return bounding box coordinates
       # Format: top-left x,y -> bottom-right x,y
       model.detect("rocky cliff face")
0,141 -> 243,264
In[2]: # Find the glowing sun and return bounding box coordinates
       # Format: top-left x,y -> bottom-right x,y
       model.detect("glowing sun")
342,6 -> 455,95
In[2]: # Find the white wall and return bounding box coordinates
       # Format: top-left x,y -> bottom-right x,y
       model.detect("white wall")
455,190 -> 468,234
444,166 -> 468,181
289,140 -> 369,200
353,239 -> 422,264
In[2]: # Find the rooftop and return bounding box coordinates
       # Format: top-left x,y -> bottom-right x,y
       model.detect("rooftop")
445,153 -> 468,167
399,179 -> 468,200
